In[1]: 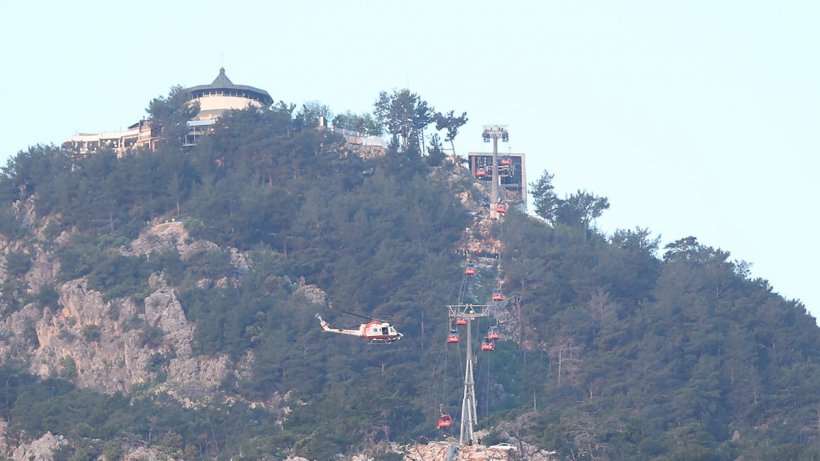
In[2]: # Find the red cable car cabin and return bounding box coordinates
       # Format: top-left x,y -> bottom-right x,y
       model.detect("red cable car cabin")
487,326 -> 501,340
447,330 -> 460,343
495,203 -> 508,214
481,337 -> 495,351
464,264 -> 477,276
437,414 -> 453,429
455,317 -> 468,326
476,168 -> 487,178
500,158 -> 512,166
491,290 -> 504,302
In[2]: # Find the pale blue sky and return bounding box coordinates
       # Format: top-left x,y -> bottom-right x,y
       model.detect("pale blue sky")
1,1 -> 818,323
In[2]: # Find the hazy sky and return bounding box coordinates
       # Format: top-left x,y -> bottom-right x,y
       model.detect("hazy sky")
1,1 -> 818,323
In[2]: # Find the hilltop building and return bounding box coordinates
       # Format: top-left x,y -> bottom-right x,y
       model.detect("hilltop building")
188,67 -> 273,118
184,68 -> 273,146
468,152 -> 527,203
62,68 -> 272,155
61,120 -> 159,155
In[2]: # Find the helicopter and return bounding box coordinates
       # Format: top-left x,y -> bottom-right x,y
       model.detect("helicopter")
315,311 -> 403,343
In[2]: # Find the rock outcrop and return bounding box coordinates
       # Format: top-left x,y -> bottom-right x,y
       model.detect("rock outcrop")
0,219 -> 251,397
405,441 -> 558,461
10,432 -> 68,461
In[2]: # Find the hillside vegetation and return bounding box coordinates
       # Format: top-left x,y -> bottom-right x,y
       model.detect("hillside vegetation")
0,89 -> 818,461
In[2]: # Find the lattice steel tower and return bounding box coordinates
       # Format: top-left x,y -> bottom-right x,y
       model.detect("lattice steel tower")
448,304 -> 492,445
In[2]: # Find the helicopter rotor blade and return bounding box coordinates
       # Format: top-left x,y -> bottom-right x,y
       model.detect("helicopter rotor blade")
339,310 -> 376,321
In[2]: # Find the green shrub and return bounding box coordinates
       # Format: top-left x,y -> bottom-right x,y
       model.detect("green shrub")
81,325 -> 101,342
139,325 -> 164,348
87,254 -> 151,301
4,251 -> 32,277
0,207 -> 24,239
59,357 -> 78,378
58,329 -> 77,343
35,284 -> 59,309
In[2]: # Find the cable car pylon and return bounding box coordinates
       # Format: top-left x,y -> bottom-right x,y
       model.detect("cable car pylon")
447,303 -> 491,445
442,124 -> 511,445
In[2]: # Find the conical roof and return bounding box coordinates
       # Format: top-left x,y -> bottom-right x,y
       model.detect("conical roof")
187,68 -> 272,106
211,67 -> 234,86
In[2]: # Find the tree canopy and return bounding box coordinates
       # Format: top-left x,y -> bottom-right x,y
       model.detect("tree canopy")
374,89 -> 435,154
0,88 -> 817,461
146,85 -> 200,148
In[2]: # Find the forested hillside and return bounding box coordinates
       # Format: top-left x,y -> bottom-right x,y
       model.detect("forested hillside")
0,88 -> 818,461
501,202 -> 820,460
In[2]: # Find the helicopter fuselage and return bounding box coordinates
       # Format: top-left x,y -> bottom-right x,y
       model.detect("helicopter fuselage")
316,314 -> 402,342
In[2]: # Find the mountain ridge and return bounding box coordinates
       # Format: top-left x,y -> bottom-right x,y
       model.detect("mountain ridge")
0,91 -> 817,460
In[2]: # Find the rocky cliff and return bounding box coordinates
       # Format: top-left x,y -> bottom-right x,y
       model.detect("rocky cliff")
0,219 -> 243,398
0,206 -> 324,458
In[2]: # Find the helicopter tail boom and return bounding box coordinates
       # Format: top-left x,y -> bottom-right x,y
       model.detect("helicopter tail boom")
315,314 -> 364,337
